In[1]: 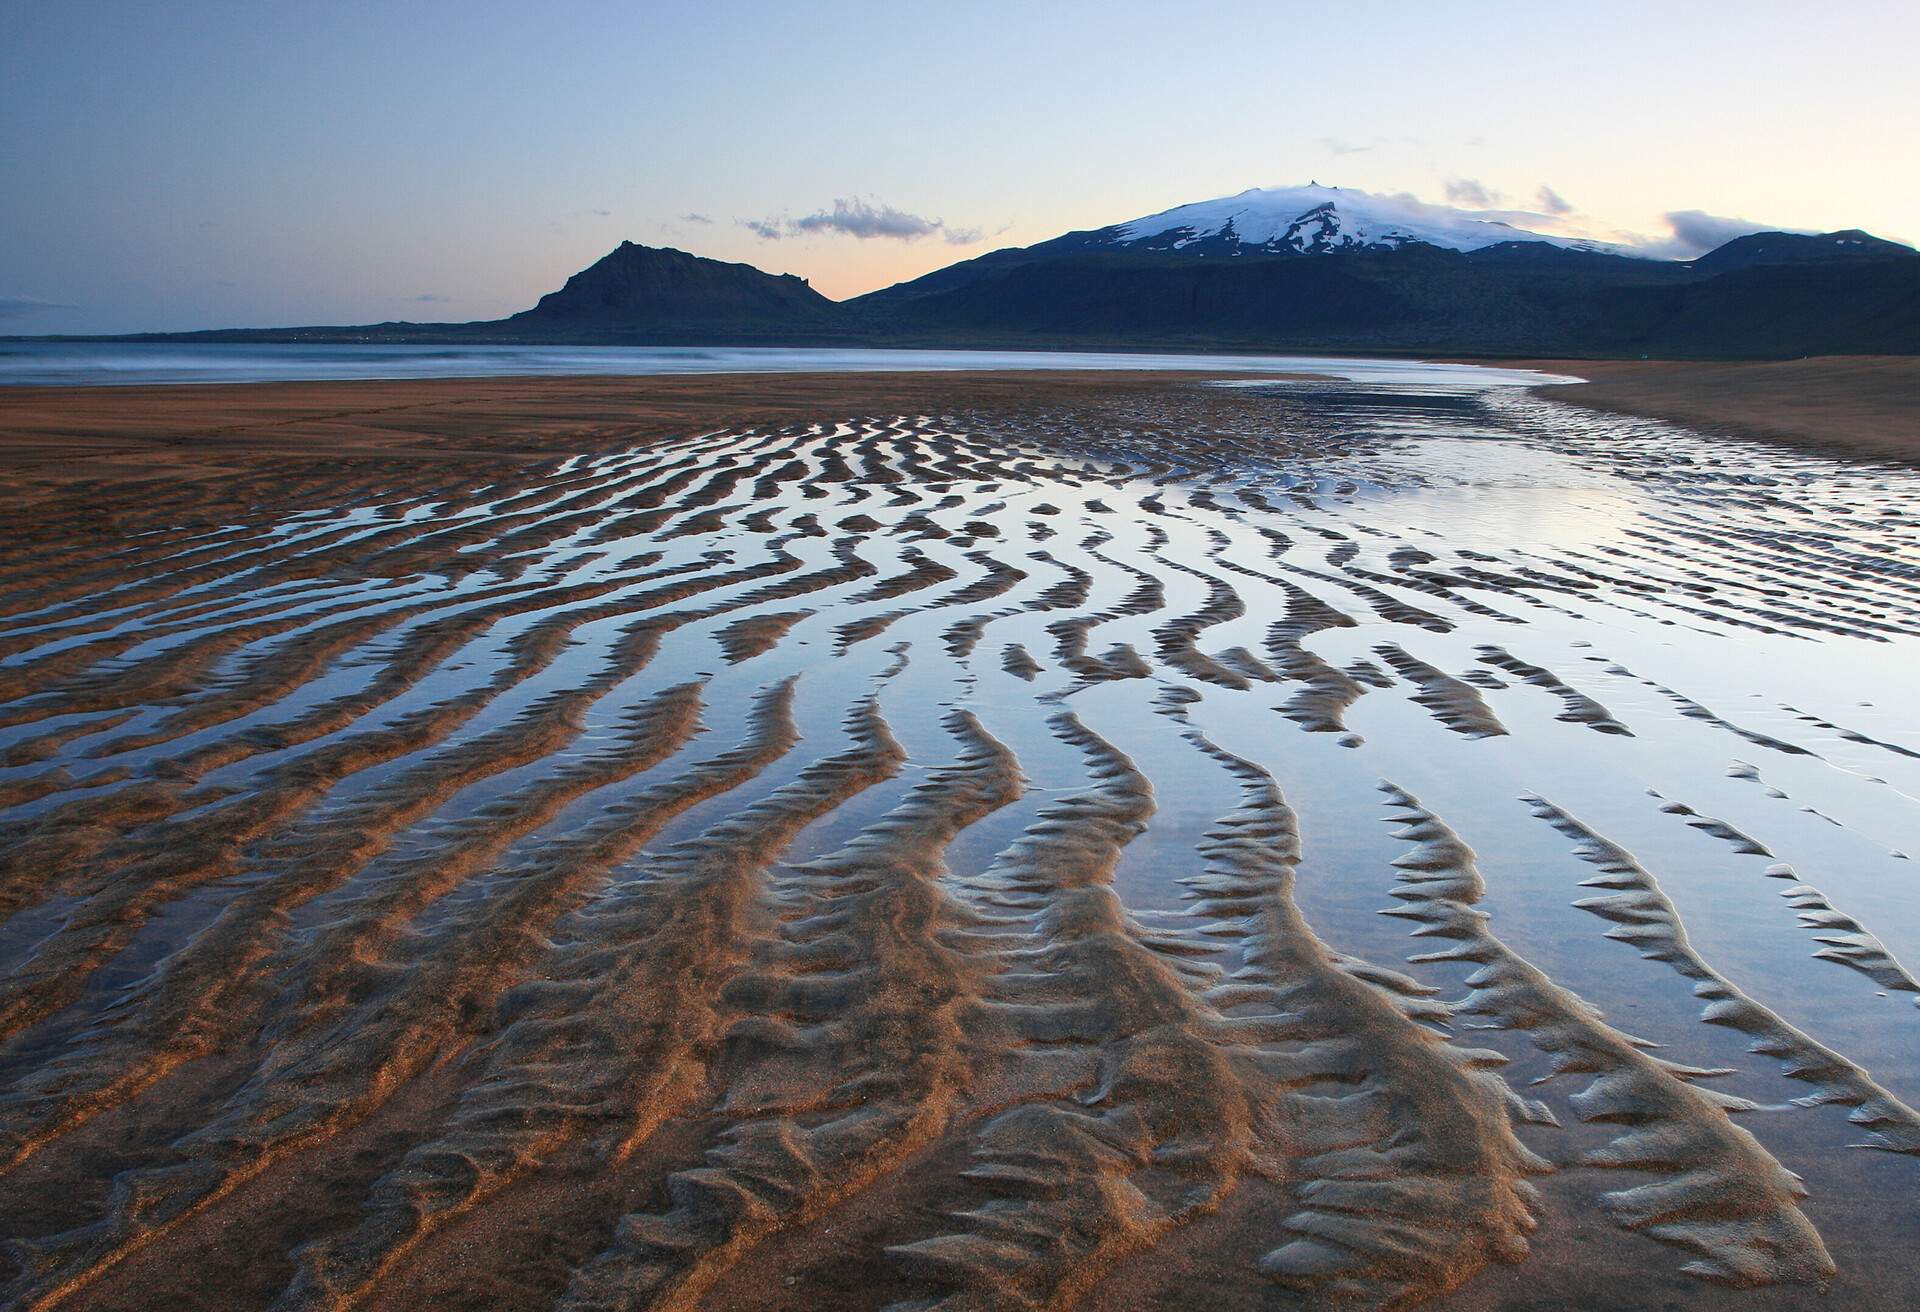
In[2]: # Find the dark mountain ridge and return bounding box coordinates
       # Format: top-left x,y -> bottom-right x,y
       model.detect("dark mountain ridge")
502,241 -> 837,334
1687,229 -> 1916,273
840,239 -> 1918,358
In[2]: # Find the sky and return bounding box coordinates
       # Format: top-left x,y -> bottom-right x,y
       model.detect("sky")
5,0 -> 1917,334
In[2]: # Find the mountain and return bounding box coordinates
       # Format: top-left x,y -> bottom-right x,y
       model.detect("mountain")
849,245 -> 1695,356
67,185 -> 1920,358
1687,229 -> 1919,273
858,246 -> 1915,357
847,187 -> 1917,357
857,184 -> 1647,312
1041,183 -> 1629,258
498,241 -> 838,340
1635,257 -> 1920,357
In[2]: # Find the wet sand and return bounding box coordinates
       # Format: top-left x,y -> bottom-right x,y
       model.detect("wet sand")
1515,356 -> 1920,462
2,367 -> 1919,1311
0,371 -> 1316,485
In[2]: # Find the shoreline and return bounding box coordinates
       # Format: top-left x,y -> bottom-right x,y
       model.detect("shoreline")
1513,355 -> 1920,462
0,357 -> 1912,486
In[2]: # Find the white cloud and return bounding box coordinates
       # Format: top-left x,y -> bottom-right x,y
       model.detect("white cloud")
742,197 -> 985,245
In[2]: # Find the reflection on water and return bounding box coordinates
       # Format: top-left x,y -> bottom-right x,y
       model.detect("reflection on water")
1,372 -> 1917,1310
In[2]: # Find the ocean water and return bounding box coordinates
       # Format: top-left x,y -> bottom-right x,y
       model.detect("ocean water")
0,340 -> 1576,388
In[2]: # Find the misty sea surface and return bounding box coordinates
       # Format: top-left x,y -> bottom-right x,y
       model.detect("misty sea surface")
0,341 -> 1576,389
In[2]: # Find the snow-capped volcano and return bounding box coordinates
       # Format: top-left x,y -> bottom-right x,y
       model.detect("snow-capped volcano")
1085,184 -> 1632,258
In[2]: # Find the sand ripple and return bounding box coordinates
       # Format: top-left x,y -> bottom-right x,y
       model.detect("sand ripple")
2,375 -> 1918,1308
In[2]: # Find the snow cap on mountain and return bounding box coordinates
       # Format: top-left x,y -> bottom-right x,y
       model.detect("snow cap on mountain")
1107,184 -> 1629,256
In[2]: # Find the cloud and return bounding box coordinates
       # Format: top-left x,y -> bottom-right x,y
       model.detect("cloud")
1535,185 -> 1573,216
1470,207 -> 1574,230
1392,185 -> 1804,261
1661,209 -> 1787,254
682,212 -> 714,225
0,296 -> 70,320
1536,208 -> 1805,260
741,197 -> 984,245
1318,136 -> 1371,156
790,198 -> 943,240
1609,209 -> 1799,259
1443,177 -> 1503,208
410,293 -> 450,303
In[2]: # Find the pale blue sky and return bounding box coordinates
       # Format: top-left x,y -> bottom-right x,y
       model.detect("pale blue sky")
6,0 -> 1917,333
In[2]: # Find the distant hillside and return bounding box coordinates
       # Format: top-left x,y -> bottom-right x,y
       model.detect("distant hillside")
94,242 -> 856,348
1688,229 -> 1917,273
848,244 -> 1918,359
836,186 -> 1916,358
497,242 -> 840,340
1637,257 -> 1920,357
57,184 -> 1920,359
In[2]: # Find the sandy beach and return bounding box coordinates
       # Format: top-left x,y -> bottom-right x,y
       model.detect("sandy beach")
2,363 -> 1918,1311
1524,356 -> 1920,462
